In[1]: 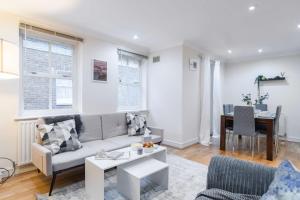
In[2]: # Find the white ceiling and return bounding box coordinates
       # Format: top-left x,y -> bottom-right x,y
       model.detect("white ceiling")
1,0 -> 300,61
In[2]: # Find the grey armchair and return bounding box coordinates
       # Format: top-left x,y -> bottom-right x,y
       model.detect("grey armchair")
196,156 -> 276,200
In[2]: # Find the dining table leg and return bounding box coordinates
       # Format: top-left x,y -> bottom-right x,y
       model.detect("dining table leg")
266,121 -> 274,161
220,116 -> 226,151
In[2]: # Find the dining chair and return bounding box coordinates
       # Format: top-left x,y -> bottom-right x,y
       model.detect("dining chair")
232,106 -> 258,157
255,104 -> 268,111
223,104 -> 234,144
223,104 -> 234,115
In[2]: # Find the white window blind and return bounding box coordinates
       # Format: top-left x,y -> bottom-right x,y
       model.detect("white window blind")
118,52 -> 144,110
21,35 -> 75,112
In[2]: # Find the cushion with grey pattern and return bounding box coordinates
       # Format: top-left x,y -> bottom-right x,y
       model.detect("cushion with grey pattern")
37,119 -> 82,155
126,113 -> 149,136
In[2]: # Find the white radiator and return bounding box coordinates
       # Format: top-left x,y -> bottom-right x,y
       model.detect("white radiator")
17,120 -> 37,166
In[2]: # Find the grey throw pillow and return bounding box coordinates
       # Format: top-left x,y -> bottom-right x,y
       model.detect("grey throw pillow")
261,160 -> 300,200
37,119 -> 82,154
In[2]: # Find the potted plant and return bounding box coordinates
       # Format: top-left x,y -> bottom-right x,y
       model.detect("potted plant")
242,93 -> 252,106
254,93 -> 269,105
254,75 -> 267,84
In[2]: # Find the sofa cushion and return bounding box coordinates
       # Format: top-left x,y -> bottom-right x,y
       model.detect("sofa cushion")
43,115 -> 83,136
79,115 -> 102,142
52,140 -> 119,172
37,119 -> 82,155
104,135 -> 142,148
105,134 -> 162,148
101,113 -> 127,139
126,112 -> 148,136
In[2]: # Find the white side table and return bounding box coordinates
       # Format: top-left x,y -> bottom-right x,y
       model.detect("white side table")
117,158 -> 169,200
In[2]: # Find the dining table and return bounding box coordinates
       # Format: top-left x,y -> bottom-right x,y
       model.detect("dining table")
220,112 -> 276,161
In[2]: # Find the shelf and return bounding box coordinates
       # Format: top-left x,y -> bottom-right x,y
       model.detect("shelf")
259,77 -> 286,82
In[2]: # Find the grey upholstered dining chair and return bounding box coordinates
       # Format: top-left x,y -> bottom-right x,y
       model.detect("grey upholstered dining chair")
223,104 -> 234,144
223,104 -> 234,115
255,104 -> 268,111
233,106 -> 258,157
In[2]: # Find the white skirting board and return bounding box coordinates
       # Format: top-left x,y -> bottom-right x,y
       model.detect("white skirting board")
162,138 -> 198,149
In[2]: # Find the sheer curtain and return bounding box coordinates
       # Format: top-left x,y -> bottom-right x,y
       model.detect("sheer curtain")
212,61 -> 222,137
199,56 -> 211,145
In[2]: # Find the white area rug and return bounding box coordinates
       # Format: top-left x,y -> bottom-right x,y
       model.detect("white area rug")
37,154 -> 208,200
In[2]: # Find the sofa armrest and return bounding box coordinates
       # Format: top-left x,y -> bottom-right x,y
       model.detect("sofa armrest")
206,156 -> 275,196
148,127 -> 164,142
32,143 -> 53,176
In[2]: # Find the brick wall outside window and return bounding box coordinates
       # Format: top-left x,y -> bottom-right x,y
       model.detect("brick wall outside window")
21,36 -> 74,112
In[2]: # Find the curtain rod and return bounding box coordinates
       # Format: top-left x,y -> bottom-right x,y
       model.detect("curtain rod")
117,48 -> 148,59
19,23 -> 84,42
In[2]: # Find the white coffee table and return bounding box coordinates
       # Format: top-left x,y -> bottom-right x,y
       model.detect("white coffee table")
85,146 -> 167,200
117,158 -> 169,200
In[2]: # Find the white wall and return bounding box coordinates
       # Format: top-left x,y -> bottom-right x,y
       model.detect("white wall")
223,54 -> 300,141
0,11 -> 148,163
148,45 -> 201,148
81,37 -> 119,114
182,46 -> 201,145
0,12 -> 20,165
148,45 -> 183,146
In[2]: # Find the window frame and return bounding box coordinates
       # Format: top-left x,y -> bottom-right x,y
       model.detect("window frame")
117,54 -> 145,111
19,31 -> 79,117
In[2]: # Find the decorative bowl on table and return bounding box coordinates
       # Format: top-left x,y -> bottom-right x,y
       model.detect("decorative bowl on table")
143,142 -> 155,153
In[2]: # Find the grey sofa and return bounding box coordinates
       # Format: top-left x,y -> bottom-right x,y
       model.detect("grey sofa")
196,156 -> 276,200
31,112 -> 163,196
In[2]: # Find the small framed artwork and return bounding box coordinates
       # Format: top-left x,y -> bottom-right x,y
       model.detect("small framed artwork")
189,58 -> 199,71
92,59 -> 107,82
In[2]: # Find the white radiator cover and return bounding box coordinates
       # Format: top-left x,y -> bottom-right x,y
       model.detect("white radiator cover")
17,120 -> 37,166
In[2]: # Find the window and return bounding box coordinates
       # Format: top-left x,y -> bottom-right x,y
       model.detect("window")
21,34 -> 76,114
118,52 -> 145,110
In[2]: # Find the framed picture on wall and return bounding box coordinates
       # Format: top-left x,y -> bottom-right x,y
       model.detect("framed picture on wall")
92,59 -> 107,82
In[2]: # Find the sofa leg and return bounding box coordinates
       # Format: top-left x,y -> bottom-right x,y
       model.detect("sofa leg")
49,173 -> 57,196
37,169 -> 40,173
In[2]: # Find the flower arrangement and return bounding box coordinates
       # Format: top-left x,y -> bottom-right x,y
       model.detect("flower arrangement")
255,93 -> 269,105
242,93 -> 252,106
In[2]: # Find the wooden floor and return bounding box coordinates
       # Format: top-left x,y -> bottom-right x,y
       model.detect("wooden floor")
0,138 -> 299,200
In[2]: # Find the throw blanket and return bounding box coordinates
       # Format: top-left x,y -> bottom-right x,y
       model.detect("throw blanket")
196,189 -> 261,200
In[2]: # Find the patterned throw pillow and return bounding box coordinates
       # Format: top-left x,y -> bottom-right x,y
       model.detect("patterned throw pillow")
261,160 -> 300,200
126,113 -> 149,136
37,119 -> 82,154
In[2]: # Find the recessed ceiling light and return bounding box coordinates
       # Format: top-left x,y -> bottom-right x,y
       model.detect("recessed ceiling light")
227,50 -> 232,54
133,35 -> 139,40
297,24 -> 300,29
249,6 -> 256,11
258,49 -> 263,53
